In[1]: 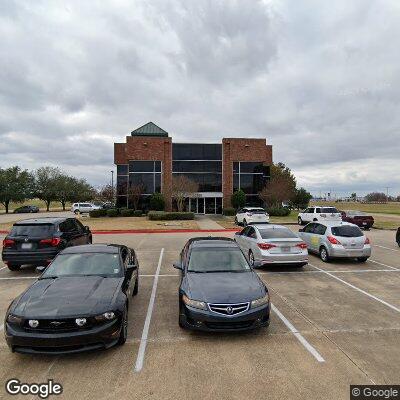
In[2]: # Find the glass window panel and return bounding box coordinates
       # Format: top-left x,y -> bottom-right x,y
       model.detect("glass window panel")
117,175 -> 128,196
233,174 -> 239,192
129,161 -> 155,172
155,174 -> 161,192
216,198 -> 223,214
129,174 -> 155,194
116,196 -> 127,208
233,162 -> 239,173
172,161 -> 222,173
117,165 -> 128,175
155,161 -> 161,172
172,173 -> 221,192
239,162 -> 264,173
172,143 -> 222,160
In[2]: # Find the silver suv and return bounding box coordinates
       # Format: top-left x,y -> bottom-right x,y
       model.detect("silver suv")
70,202 -> 101,214
298,221 -> 371,262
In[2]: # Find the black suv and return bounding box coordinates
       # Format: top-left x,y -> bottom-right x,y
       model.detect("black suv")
2,218 -> 92,271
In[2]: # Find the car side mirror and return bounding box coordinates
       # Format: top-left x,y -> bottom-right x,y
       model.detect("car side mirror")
173,262 -> 182,270
36,266 -> 46,273
127,264 -> 138,272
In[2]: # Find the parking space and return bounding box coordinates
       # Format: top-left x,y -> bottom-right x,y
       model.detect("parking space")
0,227 -> 399,399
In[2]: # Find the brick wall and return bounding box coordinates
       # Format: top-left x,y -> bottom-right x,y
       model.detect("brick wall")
222,138 -> 273,208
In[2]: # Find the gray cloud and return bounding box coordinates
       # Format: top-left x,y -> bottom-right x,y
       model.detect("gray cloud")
0,0 -> 399,195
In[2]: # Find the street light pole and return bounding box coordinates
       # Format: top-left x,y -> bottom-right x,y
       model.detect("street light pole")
111,170 -> 114,204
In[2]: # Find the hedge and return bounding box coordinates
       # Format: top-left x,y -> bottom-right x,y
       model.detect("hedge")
147,211 -> 194,221
120,209 -> 135,217
106,209 -> 119,217
223,207 -> 236,216
133,210 -> 143,217
266,207 -> 291,217
89,209 -> 107,218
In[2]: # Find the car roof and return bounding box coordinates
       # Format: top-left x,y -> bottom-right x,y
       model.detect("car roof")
244,207 -> 264,209
189,237 -> 237,248
13,217 -> 69,225
60,244 -> 122,254
311,221 -> 356,228
251,224 -> 289,230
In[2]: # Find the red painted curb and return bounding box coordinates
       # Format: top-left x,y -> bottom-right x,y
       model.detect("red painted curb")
0,229 -> 240,235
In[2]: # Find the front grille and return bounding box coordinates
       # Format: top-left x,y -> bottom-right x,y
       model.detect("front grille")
24,318 -> 96,333
208,302 -> 249,316
205,320 -> 254,330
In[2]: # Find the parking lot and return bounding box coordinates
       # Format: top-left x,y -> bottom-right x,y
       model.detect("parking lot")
1,226 -> 399,400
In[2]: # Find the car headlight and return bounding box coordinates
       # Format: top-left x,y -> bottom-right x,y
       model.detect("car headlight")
95,311 -> 117,322
7,314 -> 23,325
182,294 -> 207,310
251,293 -> 270,309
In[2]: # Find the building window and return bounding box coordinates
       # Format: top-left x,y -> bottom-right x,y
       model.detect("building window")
128,160 -> 162,195
233,162 -> 270,195
172,143 -> 222,160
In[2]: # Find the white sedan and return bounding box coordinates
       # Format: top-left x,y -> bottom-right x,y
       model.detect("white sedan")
235,207 -> 270,226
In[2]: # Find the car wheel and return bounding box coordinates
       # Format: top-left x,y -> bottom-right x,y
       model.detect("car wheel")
319,247 -> 330,262
313,218 -> 318,222
298,217 -> 303,225
74,210 -> 79,215
234,217 -> 238,225
117,306 -> 128,345
7,264 -> 21,271
178,313 -> 186,329
88,236 -> 92,244
357,257 -> 368,262
296,263 -> 306,268
243,219 -> 248,227
248,251 -> 256,267
133,276 -> 139,296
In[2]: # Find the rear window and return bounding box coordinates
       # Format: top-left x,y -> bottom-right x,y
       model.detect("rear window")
259,228 -> 298,239
321,207 -> 339,213
10,224 -> 54,237
331,225 -> 363,237
249,209 -> 266,214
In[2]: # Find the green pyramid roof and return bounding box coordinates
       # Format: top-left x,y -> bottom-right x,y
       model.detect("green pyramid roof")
131,122 -> 169,137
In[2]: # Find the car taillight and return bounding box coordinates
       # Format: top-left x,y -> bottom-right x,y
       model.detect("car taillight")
2,238 -> 15,248
258,243 -> 276,250
327,236 -> 341,245
364,237 -> 370,245
295,242 -> 307,249
39,237 -> 61,246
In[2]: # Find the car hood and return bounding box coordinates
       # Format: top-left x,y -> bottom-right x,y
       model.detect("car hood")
185,271 -> 266,303
12,276 -> 122,318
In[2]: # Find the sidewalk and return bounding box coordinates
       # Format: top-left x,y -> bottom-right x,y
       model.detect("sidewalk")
195,215 -> 225,230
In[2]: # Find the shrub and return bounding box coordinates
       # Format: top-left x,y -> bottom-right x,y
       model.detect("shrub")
231,190 -> 246,209
266,207 -> 291,217
147,211 -> 194,220
89,209 -> 107,218
133,210 -> 143,217
120,209 -> 135,217
149,192 -> 165,211
107,209 -> 119,217
223,207 -> 236,216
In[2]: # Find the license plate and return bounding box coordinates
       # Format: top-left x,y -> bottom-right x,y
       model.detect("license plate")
21,243 -> 32,250
281,246 -> 290,252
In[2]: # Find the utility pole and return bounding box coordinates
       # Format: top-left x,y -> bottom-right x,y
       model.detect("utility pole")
111,170 -> 114,204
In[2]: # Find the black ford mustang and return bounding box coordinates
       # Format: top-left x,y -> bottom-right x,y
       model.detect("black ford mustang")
4,244 -> 139,354
174,237 -> 270,332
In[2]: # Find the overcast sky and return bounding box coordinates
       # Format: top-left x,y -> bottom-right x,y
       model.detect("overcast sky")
1,0 -> 399,196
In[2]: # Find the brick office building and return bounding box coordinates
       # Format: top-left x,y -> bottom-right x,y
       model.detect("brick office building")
114,122 -> 273,213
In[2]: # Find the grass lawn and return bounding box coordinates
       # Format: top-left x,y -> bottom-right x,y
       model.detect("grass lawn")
0,199 -> 70,213
311,201 -> 400,216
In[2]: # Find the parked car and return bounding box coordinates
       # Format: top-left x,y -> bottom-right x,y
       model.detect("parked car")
235,207 -> 270,226
340,210 -> 374,230
1,217 -> 92,271
13,205 -> 39,214
298,221 -> 371,262
71,202 -> 102,214
4,244 -> 139,354
173,237 -> 270,332
396,227 -> 400,247
234,224 -> 308,268
298,206 -> 342,225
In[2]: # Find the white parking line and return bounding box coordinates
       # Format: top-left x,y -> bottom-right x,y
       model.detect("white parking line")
257,269 -> 400,275
0,266 -> 6,271
134,248 -> 164,373
271,303 -> 325,363
0,323 -> 3,332
309,263 -> 400,313
374,244 -> 399,252
0,276 -> 37,280
369,259 -> 399,270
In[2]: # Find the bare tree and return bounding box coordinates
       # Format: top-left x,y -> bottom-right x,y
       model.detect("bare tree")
171,175 -> 198,212
98,184 -> 114,203
128,183 -> 145,210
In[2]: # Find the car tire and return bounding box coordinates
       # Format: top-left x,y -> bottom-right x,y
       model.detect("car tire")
117,306 -> 128,346
88,236 -> 92,244
298,217 -> 303,225
296,263 -> 306,268
133,276 -> 139,296
74,210 -> 79,215
313,218 -> 318,222
7,264 -> 21,271
319,247 -> 330,263
357,257 -> 368,262
178,313 -> 186,329
243,219 -> 248,227
234,217 -> 239,225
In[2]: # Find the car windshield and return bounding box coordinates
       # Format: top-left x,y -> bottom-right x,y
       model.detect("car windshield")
259,228 -> 298,239
331,225 -> 363,237
41,253 -> 122,278
188,248 -> 250,273
10,224 -> 54,237
321,207 -> 339,213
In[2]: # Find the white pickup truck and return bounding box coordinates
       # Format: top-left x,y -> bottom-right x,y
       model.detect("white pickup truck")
297,206 -> 342,225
